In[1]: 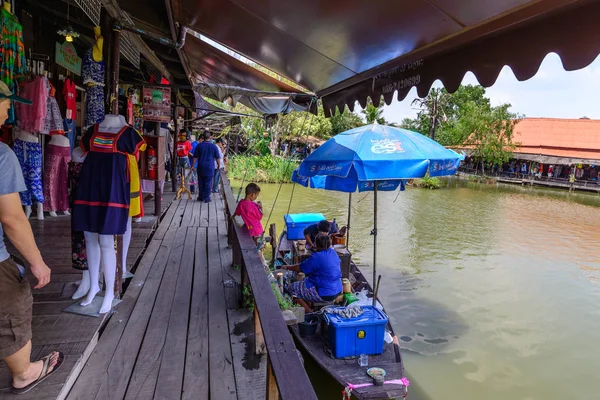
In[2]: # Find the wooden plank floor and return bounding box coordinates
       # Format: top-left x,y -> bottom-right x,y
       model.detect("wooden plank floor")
66,195 -> 265,400
0,194 -> 175,400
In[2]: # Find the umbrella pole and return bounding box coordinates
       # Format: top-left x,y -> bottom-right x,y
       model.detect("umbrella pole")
372,182 -> 378,307
347,192 -> 352,248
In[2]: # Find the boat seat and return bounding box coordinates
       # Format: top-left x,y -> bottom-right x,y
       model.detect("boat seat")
310,293 -> 345,309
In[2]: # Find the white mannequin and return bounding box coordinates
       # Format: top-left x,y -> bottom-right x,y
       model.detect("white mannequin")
79,114 -> 128,314
47,134 -> 71,217
71,148 -> 91,300
17,131 -> 44,220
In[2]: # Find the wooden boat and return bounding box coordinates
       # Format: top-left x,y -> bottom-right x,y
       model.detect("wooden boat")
276,233 -> 408,400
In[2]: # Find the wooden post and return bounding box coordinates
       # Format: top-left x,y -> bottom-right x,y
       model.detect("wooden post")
110,26 -> 121,114
269,223 -> 277,265
154,122 -> 162,215
266,356 -> 280,400
254,307 -> 266,355
171,93 -> 178,193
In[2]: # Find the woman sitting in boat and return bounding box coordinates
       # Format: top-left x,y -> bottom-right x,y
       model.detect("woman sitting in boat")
283,233 -> 342,306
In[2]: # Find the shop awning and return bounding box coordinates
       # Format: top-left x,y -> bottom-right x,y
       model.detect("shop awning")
168,0 -> 600,115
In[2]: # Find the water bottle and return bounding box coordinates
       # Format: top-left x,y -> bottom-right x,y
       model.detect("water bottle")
358,354 -> 368,367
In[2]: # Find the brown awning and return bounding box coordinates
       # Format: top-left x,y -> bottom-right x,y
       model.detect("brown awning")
169,0 -> 600,115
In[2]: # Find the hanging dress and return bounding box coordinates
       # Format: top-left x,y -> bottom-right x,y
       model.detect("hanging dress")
72,125 -> 145,235
0,8 -> 27,125
62,78 -> 77,120
69,160 -> 87,270
43,144 -> 70,212
40,79 -> 64,135
13,139 -> 44,206
82,48 -> 105,130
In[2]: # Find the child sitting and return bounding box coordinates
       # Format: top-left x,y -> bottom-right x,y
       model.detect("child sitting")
234,183 -> 264,243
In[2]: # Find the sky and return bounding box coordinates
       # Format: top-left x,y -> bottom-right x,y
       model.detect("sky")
380,53 -> 600,124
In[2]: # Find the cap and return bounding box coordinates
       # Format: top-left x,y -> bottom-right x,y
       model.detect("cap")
0,80 -> 32,105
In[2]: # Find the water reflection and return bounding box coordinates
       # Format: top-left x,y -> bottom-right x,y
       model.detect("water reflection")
233,178 -> 600,400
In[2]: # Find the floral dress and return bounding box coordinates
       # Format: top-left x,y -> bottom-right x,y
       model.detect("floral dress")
82,48 -> 105,130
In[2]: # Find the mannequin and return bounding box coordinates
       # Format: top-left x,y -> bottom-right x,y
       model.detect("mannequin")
73,114 -> 144,314
44,134 -> 71,217
70,147 -> 90,299
14,130 -> 44,220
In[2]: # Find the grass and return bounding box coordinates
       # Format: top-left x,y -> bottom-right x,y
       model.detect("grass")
227,155 -> 299,183
410,175 -> 442,189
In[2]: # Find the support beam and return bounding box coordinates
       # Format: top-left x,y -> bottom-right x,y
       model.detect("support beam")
102,0 -> 172,81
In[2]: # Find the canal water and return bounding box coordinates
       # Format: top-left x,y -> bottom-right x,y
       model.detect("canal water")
232,178 -> 600,400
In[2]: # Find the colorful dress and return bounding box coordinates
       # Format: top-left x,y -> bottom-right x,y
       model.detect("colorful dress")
13,139 -> 44,206
40,80 -> 64,135
69,161 -> 87,270
62,78 -> 77,120
72,125 -> 145,235
43,144 -> 70,212
15,76 -> 47,133
82,48 -> 105,130
0,9 -> 27,125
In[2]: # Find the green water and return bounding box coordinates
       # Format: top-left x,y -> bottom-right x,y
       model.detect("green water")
233,179 -> 600,400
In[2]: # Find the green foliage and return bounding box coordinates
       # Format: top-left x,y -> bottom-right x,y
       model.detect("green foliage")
361,99 -> 387,124
271,282 -> 294,311
411,175 -> 442,189
330,106 -> 363,135
278,104 -> 332,140
227,155 -> 298,183
242,284 -> 255,312
406,85 -> 523,172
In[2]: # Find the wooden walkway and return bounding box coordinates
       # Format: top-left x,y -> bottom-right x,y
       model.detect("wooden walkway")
66,195 -> 266,400
0,200 -> 164,399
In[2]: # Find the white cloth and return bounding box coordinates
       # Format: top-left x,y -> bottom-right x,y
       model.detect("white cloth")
214,145 -> 224,169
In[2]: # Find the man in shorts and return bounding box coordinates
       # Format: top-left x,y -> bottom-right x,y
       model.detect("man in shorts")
0,81 -> 63,394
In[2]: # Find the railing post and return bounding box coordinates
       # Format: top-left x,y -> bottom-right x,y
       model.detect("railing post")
266,356 -> 280,400
269,223 -> 277,266
254,307 -> 266,355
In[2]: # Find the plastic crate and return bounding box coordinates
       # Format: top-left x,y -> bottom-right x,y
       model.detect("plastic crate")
324,306 -> 388,358
284,213 -> 325,240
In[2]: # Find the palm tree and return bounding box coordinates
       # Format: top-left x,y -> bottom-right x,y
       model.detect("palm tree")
361,100 -> 386,124
411,88 -> 449,141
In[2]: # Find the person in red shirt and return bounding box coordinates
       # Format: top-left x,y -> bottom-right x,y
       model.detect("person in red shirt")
175,129 -> 192,183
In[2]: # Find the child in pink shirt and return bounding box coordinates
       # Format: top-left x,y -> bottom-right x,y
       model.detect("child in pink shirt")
234,183 -> 263,239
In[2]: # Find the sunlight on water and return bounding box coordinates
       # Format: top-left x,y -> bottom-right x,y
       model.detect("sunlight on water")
232,178 -> 600,400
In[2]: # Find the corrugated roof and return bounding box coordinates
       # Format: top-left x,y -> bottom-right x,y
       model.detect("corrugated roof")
514,118 -> 600,160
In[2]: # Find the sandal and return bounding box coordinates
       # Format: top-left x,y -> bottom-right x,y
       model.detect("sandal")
11,351 -> 64,395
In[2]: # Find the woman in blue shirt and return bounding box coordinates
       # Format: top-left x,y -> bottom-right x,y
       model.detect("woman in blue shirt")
283,233 -> 342,304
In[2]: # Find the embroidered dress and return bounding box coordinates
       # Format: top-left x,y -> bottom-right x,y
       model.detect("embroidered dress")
69,161 -> 87,270
82,48 -> 105,129
43,144 -> 70,212
72,126 -> 145,235
40,80 -> 64,135
13,139 -> 44,206
0,9 -> 26,87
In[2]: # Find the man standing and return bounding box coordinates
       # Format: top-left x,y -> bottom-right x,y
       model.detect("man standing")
192,130 -> 220,203
0,82 -> 63,394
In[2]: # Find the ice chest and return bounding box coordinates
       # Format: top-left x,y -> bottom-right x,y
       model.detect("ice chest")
324,306 -> 388,358
284,213 -> 325,240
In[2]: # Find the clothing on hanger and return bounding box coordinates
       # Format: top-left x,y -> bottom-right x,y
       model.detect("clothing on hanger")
69,159 -> 87,270
82,48 -> 105,129
13,139 -> 44,206
40,79 -> 64,135
63,78 -> 77,120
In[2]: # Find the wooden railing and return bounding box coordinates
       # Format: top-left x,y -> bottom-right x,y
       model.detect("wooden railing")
220,171 -> 318,400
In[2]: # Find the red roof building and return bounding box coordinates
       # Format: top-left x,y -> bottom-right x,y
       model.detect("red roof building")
513,118 -> 600,163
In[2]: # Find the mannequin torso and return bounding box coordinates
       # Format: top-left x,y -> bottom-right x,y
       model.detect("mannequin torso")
98,114 -> 127,133
48,134 -> 70,147
17,131 -> 38,143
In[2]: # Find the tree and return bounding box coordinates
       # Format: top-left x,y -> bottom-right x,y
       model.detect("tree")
411,88 -> 450,141
456,102 -> 522,175
329,106 -> 363,135
361,99 -> 386,124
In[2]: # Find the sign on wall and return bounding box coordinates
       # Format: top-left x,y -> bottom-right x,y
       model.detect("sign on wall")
143,86 -> 171,123
55,42 -> 82,75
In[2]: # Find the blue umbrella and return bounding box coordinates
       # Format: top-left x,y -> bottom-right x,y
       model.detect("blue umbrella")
293,123 -> 463,302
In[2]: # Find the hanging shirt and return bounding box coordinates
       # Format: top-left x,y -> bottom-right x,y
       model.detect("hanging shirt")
176,140 -> 192,157
62,78 -> 77,120
300,248 -> 342,297
234,199 -> 264,237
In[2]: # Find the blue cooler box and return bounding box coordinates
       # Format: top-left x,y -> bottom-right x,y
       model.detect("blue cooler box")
324,306 -> 388,358
284,213 -> 325,240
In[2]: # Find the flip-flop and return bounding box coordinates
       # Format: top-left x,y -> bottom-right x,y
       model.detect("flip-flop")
11,351 -> 64,395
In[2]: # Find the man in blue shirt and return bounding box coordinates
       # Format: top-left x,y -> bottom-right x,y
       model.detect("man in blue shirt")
192,130 -> 220,203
